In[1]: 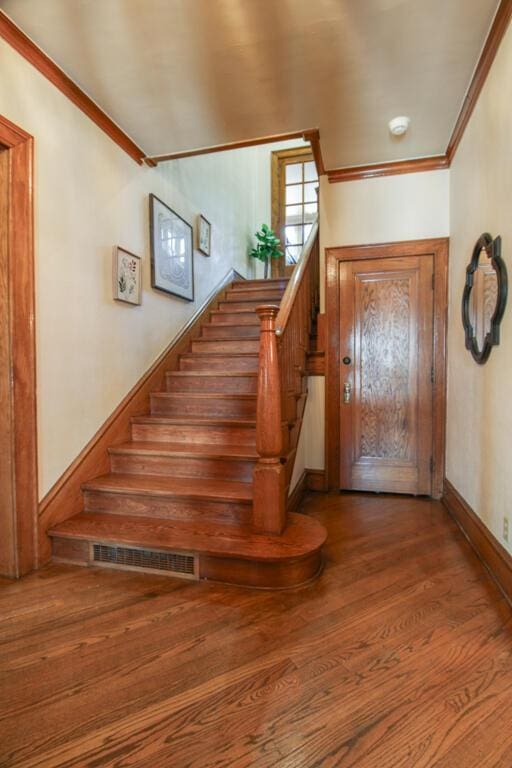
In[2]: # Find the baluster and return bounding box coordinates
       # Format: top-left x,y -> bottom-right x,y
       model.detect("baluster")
253,305 -> 286,535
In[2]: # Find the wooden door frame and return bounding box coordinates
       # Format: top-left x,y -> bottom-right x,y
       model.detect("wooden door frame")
0,114 -> 38,577
325,238 -> 449,499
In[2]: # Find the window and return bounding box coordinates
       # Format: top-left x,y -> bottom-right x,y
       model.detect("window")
272,148 -> 319,273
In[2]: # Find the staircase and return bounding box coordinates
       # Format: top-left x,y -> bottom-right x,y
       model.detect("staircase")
49,277 -> 326,589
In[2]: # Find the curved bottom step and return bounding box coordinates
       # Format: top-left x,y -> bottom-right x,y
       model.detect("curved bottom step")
49,512 -> 327,589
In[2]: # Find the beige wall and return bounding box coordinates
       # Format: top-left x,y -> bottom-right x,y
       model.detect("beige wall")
446,21 -> 512,554
320,168 -> 450,305
0,39 -> 291,498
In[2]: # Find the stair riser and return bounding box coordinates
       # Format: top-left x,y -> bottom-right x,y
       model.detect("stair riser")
210,312 -> 259,325
191,339 -> 260,353
201,325 -> 259,339
165,373 -> 256,394
179,355 -> 259,372
51,536 -> 323,589
230,280 -> 288,292
224,289 -> 284,300
132,422 -> 256,446
224,288 -> 283,304
83,490 -> 252,525
150,395 -> 256,419
218,300 -> 279,312
110,453 -> 255,482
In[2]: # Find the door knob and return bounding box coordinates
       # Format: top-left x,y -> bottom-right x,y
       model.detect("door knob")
343,382 -> 351,404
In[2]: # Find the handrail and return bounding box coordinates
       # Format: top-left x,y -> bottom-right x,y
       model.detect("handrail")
252,217 -> 320,535
275,218 -> 319,336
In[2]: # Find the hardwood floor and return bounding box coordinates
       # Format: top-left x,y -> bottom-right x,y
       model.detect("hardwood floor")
1,492 -> 512,767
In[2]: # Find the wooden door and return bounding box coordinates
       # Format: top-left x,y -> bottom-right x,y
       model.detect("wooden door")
339,256 -> 434,495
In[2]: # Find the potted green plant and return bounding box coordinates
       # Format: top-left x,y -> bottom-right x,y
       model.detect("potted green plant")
249,224 -> 284,278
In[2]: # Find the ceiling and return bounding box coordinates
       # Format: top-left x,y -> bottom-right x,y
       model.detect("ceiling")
0,0 -> 501,168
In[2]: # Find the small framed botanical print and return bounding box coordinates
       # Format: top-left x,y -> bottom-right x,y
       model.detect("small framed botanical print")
113,246 -> 142,305
197,214 -> 211,256
149,194 -> 194,301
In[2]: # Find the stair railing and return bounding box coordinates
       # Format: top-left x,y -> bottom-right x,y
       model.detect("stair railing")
253,219 -> 320,534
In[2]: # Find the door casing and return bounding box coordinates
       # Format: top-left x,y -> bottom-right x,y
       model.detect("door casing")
0,114 -> 38,577
325,238 -> 448,498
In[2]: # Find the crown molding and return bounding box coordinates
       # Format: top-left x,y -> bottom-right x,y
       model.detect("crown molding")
327,0 -> 512,183
302,129 -> 326,176
446,0 -> 512,163
2,0 -> 510,179
0,11 -> 146,165
326,155 -> 449,183
145,129 -> 320,165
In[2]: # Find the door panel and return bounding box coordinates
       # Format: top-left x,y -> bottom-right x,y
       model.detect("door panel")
339,256 -> 433,495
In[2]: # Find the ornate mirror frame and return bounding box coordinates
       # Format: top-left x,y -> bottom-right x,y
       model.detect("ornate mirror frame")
462,232 -> 507,364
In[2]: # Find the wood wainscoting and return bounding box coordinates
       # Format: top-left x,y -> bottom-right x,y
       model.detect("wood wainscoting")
325,238 -> 448,498
443,479 -> 512,605
0,115 -> 37,578
38,269 -> 245,564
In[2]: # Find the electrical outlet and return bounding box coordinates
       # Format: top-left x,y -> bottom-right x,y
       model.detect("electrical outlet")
503,517 -> 509,543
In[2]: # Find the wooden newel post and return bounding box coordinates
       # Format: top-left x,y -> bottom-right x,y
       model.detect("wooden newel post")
253,305 -> 286,535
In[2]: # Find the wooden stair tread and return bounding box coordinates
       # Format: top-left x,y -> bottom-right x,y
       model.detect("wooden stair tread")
132,415 -> 256,426
49,511 -> 326,562
211,308 -> 259,315
166,371 -> 257,378
109,442 -> 258,459
223,296 -> 282,302
153,392 -> 256,399
231,278 -> 288,287
202,321 -> 260,327
180,352 -> 258,358
230,280 -> 286,293
198,333 -> 260,341
83,473 -> 253,501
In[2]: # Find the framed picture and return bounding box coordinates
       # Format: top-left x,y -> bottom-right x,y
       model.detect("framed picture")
149,194 -> 194,301
197,214 -> 211,256
113,246 -> 142,305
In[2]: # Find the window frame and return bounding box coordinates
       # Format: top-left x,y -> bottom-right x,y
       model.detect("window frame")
271,147 -> 318,277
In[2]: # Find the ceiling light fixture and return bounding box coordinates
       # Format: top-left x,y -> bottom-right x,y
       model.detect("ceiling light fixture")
388,116 -> 410,136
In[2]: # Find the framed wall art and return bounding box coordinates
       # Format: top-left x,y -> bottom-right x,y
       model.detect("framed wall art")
197,214 -> 211,256
113,246 -> 142,305
149,194 -> 194,301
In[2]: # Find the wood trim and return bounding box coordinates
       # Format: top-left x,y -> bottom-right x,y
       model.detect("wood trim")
306,351 -> 325,375
276,221 -> 319,334
270,146 -> 315,278
287,469 -> 327,512
287,470 -> 308,513
0,114 -> 38,577
147,130 -> 319,164
443,479 -> 512,605
306,469 -> 327,492
37,268 -> 245,563
446,0 -> 512,163
302,129 -> 326,176
326,0 -> 512,179
0,11 -> 146,165
325,238 -> 448,497
326,155 -> 449,183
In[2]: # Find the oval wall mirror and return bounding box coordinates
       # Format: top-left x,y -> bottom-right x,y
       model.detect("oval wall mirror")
462,233 -> 507,364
